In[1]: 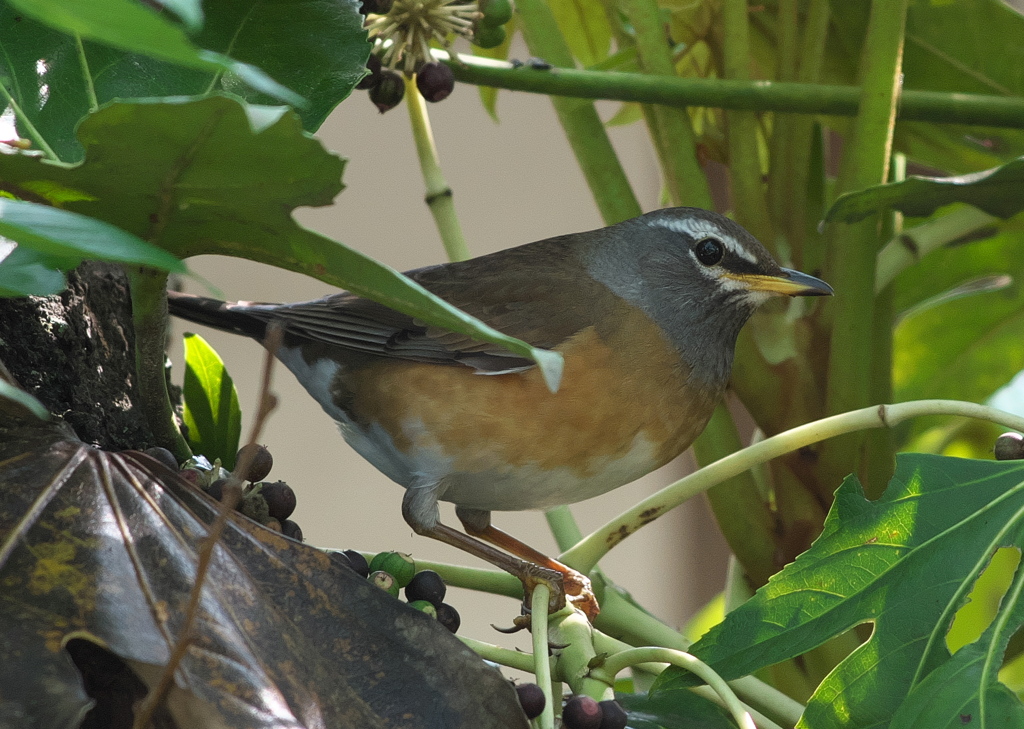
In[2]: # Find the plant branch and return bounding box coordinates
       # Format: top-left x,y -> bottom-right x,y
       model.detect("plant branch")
439,53 -> 1024,129
600,648 -> 756,729
561,400 -> 1024,573
75,35 -> 99,113
126,268 -> 191,460
532,585 -> 555,729
405,76 -> 471,262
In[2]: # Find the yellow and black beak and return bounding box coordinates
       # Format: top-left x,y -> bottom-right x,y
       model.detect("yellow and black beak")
727,268 -> 834,297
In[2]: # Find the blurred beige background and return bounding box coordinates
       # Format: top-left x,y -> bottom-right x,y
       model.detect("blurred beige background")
169,53 -> 730,653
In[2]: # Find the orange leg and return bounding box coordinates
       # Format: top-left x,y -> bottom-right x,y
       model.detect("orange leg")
457,507 -> 598,619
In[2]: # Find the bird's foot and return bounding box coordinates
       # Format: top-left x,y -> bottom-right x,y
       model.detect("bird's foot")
519,563 -> 599,622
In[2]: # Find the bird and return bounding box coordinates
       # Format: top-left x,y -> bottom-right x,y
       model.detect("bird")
167,207 -> 832,618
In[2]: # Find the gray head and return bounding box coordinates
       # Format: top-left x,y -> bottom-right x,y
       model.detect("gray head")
584,207 -> 832,385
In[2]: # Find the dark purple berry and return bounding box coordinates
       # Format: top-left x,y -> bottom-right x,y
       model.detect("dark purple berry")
515,683 -> 545,719
359,0 -> 392,14
369,70 -> 405,113
356,54 -> 383,90
207,478 -> 228,501
282,519 -> 303,542
343,549 -> 369,578
405,570 -> 446,607
562,696 -> 602,729
435,602 -> 461,633
259,480 -> 296,520
995,432 -> 1024,461
143,446 -> 178,471
597,700 -> 627,729
416,62 -> 455,102
236,443 -> 273,481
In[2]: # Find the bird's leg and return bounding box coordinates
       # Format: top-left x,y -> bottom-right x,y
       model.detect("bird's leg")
402,487 -> 567,613
456,506 -> 598,620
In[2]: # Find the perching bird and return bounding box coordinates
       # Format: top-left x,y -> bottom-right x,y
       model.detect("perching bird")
168,207 -> 832,617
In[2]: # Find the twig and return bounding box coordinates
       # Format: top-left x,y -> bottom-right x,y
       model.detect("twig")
132,324 -> 282,727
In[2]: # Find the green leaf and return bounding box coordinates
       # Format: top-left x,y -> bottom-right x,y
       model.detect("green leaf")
0,378 -> 50,420
0,198 -> 186,276
0,246 -> 67,297
827,156 -> 1024,223
892,227 -> 1024,418
182,333 -> 242,469
0,0 -> 369,161
0,96 -> 560,385
7,0 -> 304,107
547,0 -> 611,67
654,454 -> 1024,729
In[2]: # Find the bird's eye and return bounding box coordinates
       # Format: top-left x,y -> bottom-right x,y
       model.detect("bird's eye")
694,238 -> 724,266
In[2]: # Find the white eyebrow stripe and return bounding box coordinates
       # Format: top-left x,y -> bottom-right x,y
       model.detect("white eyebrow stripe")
647,216 -> 759,265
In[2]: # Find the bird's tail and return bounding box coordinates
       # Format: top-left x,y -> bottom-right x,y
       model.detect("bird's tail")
166,291 -> 269,340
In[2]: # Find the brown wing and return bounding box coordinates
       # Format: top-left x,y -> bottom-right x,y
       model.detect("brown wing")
235,235 -> 612,372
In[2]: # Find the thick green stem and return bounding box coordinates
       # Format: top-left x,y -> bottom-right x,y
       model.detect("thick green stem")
127,268 -> 191,460
723,0 -> 773,245
406,76 -> 471,262
443,55 -> 1024,128
819,0 -> 908,485
617,0 -> 711,208
512,0 -> 641,224
532,586 -> 556,729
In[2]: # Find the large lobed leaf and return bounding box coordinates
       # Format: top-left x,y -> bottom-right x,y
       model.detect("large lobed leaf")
653,454 -> 1024,728
0,95 -> 562,383
0,421 -> 527,728
0,0 -> 369,161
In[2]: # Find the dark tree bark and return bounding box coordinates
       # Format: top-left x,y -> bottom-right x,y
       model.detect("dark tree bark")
0,262 -> 154,450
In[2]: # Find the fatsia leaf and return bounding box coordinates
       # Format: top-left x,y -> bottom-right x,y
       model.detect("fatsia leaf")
652,454 -> 1024,729
547,0 -> 611,68
0,422 -> 527,728
181,333 -> 242,470
0,0 -> 368,161
616,688 -> 736,729
827,156 -> 1024,223
0,95 -> 561,386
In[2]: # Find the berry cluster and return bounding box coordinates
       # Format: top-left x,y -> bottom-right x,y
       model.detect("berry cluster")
355,0 -> 515,112
165,443 -> 305,542
339,549 -> 462,633
561,695 -> 628,729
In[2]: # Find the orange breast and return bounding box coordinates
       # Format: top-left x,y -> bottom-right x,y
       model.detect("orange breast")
334,303 -> 722,486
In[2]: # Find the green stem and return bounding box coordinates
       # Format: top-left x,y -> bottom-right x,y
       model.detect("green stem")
875,205 -> 997,291
443,55 -> 1024,128
126,268 -> 191,460
0,82 -> 59,161
75,35 -> 99,113
722,0 -> 773,244
405,76 -> 470,262
819,0 -> 909,484
617,0 -> 711,208
545,504 -> 584,551
561,400 -> 1024,573
514,0 -> 641,224
601,648 -> 757,729
459,636 -> 537,672
532,586 -> 556,729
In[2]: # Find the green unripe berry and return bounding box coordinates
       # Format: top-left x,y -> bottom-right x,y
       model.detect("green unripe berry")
408,599 -> 438,618
370,570 -> 400,597
473,23 -> 506,49
480,0 -> 513,27
368,551 -> 416,587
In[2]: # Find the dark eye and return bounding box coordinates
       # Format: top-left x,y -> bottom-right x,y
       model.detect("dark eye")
694,238 -> 724,266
